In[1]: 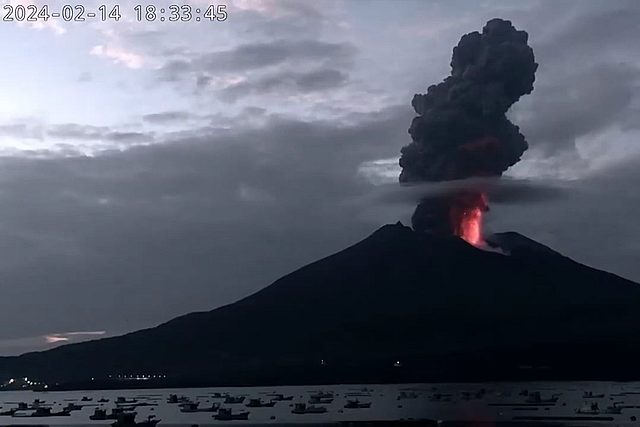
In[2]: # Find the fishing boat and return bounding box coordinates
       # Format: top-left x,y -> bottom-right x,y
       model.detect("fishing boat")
31,399 -> 47,408
167,394 -> 190,404
0,408 -> 17,416
195,403 -> 220,413
309,391 -> 333,399
605,403 -> 623,414
24,407 -> 71,417
292,403 -> 327,414
576,402 -> 600,415
112,413 -> 160,427
309,395 -> 333,404
90,408 -> 108,420
213,407 -> 250,420
269,393 -> 293,401
116,397 -> 138,405
90,407 -> 137,420
179,402 -> 200,413
344,399 -> 371,409
63,402 -> 83,411
224,395 -> 245,404
246,398 -> 276,407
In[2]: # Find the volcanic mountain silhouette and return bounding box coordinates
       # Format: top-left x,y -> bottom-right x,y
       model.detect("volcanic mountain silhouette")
2,223 -> 640,386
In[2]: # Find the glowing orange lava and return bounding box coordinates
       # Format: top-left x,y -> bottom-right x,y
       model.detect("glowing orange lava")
450,192 -> 488,246
459,207 -> 483,246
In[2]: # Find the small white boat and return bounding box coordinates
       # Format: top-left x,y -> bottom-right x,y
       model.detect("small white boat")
224,395 -> 245,404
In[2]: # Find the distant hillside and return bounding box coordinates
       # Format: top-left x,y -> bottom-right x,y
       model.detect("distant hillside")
2,222 -> 640,388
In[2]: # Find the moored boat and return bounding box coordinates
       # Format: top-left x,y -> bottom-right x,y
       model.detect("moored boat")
269,393 -> 293,401
224,395 -> 245,404
213,407 -> 249,420
246,398 -> 275,407
576,402 -> 600,415
292,403 -> 327,414
344,399 -> 371,409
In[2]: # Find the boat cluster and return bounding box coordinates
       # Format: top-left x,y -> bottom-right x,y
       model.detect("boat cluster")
164,389 -> 375,420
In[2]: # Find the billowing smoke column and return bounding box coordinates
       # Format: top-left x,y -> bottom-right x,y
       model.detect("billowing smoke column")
400,18 -> 537,244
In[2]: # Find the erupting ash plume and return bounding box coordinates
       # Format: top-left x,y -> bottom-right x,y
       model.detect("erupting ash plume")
400,18 -> 537,245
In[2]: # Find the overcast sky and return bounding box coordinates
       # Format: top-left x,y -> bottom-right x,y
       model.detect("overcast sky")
0,0 -> 638,355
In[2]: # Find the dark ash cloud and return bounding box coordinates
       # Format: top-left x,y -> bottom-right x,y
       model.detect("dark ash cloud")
400,18 -> 538,183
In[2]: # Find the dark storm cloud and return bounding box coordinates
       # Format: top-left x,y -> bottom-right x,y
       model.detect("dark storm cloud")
0,106 -> 410,350
158,39 -> 356,82
220,68 -> 349,102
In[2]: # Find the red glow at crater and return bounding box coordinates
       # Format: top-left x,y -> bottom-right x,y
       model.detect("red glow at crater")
451,192 -> 488,246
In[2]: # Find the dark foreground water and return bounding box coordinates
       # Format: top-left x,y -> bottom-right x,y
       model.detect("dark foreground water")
0,382 -> 638,425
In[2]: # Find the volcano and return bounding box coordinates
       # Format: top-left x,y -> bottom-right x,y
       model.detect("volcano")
2,223 -> 640,387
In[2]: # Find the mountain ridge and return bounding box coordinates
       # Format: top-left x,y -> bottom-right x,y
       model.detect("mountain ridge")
2,222 -> 640,387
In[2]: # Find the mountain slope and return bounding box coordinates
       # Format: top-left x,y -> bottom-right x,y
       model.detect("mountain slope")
2,222 -> 640,385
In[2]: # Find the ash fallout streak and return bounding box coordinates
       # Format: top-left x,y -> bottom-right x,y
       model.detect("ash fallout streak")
400,18 -> 538,245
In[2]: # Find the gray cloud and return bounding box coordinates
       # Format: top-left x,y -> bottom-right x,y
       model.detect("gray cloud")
507,0 -> 640,158
158,39 -> 355,82
220,68 -> 349,102
0,123 -> 154,147
142,111 -> 197,124
514,63 -> 640,154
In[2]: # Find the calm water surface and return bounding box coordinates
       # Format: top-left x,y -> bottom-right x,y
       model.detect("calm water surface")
0,382 -> 637,425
